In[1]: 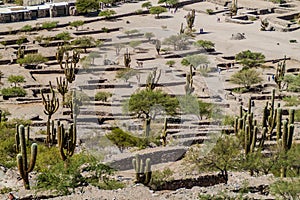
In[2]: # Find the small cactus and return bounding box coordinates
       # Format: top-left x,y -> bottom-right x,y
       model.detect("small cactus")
161,117 -> 168,146
57,122 -> 76,161
184,65 -> 194,95
186,9 -> 195,30
124,49 -> 131,68
274,56 -> 286,90
56,46 -> 65,69
63,60 -> 76,83
132,154 -> 152,185
72,50 -> 80,68
146,68 -> 161,91
56,77 -> 68,104
16,125 -> 37,190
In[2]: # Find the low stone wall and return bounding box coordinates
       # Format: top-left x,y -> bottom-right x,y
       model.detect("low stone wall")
152,174 -> 226,191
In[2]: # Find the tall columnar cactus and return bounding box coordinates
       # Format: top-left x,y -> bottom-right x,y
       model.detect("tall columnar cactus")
186,9 -> 195,30
230,0 -> 238,17
185,65 -> 194,95
72,50 -> 80,68
124,49 -> 131,68
16,125 -> 37,190
132,154 -> 152,185
274,56 -> 286,90
155,40 -> 161,55
56,77 -> 68,104
179,22 -> 184,34
146,68 -> 161,91
57,122 -> 76,161
64,60 -> 76,83
56,46 -> 65,69
161,117 -> 168,146
17,46 -> 25,59
41,81 -> 59,144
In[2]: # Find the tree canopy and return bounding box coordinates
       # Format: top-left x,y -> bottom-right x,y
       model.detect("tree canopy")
17,53 -> 48,66
149,6 -> 167,18
69,20 -> 84,31
194,40 -> 215,50
181,55 -> 209,68
163,34 -> 191,51
230,69 -> 263,89
76,0 -> 99,14
8,75 -> 25,87
235,50 -> 265,69
99,9 -> 116,18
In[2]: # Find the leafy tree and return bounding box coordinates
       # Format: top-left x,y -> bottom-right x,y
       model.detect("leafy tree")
106,128 -> 147,152
1,87 -> 26,98
116,68 -> 138,82
8,75 -> 25,88
17,53 -> 48,66
55,32 -> 72,42
99,9 -> 116,19
230,69 -> 263,90
283,74 -> 300,92
69,20 -> 84,31
149,6 -> 167,18
76,0 -> 99,14
41,21 -> 58,30
141,1 -> 152,9
129,40 -> 142,51
158,0 -> 178,7
71,36 -> 96,53
144,32 -> 155,41
124,89 -> 179,137
163,34 -> 191,51
235,50 -> 265,69
181,55 -> 209,69
165,60 -> 175,67
95,91 -> 112,102
184,134 -> 241,183
194,40 -> 215,50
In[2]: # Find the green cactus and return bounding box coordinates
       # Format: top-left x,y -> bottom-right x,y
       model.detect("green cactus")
16,125 -> 37,190
230,0 -> 238,17
186,9 -> 195,30
56,77 -> 68,104
17,46 -> 25,60
132,154 -> 152,185
64,60 -> 76,83
274,56 -> 286,90
41,81 -> 59,144
179,22 -> 184,34
184,65 -> 194,95
57,122 -> 77,161
155,40 -> 161,55
146,68 -> 161,91
72,50 -> 80,68
124,49 -> 131,68
161,117 -> 168,146
56,46 -> 65,69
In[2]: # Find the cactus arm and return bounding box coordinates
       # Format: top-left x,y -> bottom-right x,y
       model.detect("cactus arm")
27,143 -> 37,173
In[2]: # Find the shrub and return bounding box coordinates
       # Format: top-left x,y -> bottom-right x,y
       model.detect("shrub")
17,53 -> 48,66
55,32 -> 72,41
289,39 -> 297,43
1,87 -> 26,98
95,92 -> 112,102
8,75 -> 25,87
283,96 -> 300,106
206,9 -> 213,15
21,25 -> 32,32
150,168 -> 174,188
41,21 -> 58,30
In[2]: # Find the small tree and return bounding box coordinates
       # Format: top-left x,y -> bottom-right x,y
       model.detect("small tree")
69,20 -> 84,31
230,69 -> 263,90
166,60 -> 175,67
114,43 -> 125,56
8,75 -> 25,88
41,21 -> 58,30
17,54 -> 48,67
181,55 -> 209,69
184,134 -> 241,183
125,89 -> 179,137
144,32 -> 155,41
149,6 -> 167,18
55,32 -> 72,42
116,68 -> 138,82
76,0 -> 99,14
141,1 -> 152,10
194,40 -> 215,50
163,34 -> 191,51
129,40 -> 142,51
235,50 -> 265,69
95,91 -> 112,102
71,36 -> 95,53
99,9 -> 116,19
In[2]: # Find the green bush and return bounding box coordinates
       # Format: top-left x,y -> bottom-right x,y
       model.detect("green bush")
295,110 -> 300,122
206,9 -> 213,15
283,96 -> 300,106
21,25 -> 32,32
41,21 -> 58,30
106,127 -> 147,152
222,115 -> 236,126
150,168 -> 174,188
95,92 -> 112,102
1,87 -> 26,98
55,32 -> 72,41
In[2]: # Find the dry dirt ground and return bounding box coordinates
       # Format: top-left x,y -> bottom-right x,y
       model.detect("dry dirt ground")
0,0 -> 299,199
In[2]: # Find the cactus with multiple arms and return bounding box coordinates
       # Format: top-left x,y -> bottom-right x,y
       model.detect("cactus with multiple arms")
41,81 -> 59,144
124,49 -> 131,68
56,77 -> 68,104
274,56 -> 286,90
132,154 -> 152,185
146,68 -> 161,91
184,65 -> 194,95
57,122 -> 76,161
16,125 -> 37,190
186,9 -> 195,30
64,60 -> 76,83
72,50 -> 80,68
56,46 -> 65,69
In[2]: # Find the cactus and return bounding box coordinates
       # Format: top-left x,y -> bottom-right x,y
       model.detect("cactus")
155,40 -> 161,55
41,81 -> 59,144
186,9 -> 195,30
124,49 -> 131,68
57,122 -> 76,161
230,0 -> 238,17
179,22 -> 184,34
72,50 -> 80,68
161,117 -> 168,146
16,125 -> 37,190
274,56 -> 286,90
146,68 -> 161,91
260,19 -> 269,31
56,46 -> 65,69
17,46 -> 25,60
56,77 -> 68,104
184,65 -> 194,95
132,154 -> 152,185
64,60 -> 76,83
